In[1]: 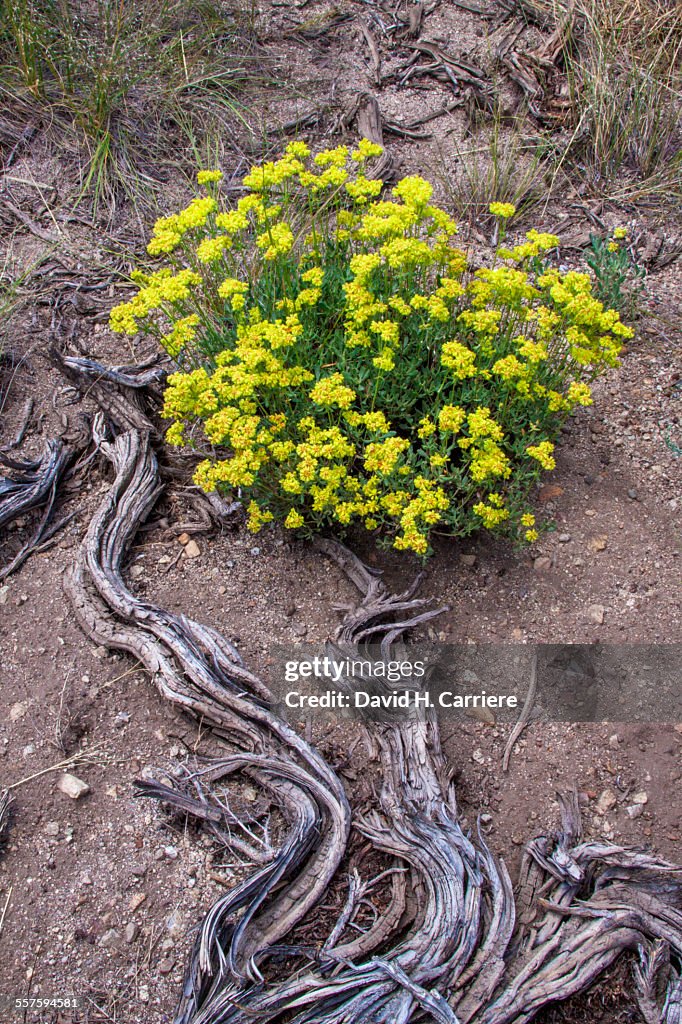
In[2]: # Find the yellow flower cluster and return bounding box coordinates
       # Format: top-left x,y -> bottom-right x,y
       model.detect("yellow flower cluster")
109,141 -> 634,556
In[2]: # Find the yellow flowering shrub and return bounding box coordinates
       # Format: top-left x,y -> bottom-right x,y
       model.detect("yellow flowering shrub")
110,141 -> 632,557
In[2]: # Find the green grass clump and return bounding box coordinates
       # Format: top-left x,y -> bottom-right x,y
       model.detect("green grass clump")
0,0 -> 260,214
555,0 -> 681,199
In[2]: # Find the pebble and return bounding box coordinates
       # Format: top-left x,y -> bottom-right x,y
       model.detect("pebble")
114,712 -> 131,728
139,985 -> 149,1003
630,791 -> 648,805
177,533 -> 190,545
595,789 -> 617,815
163,845 -> 179,860
558,533 -> 571,543
129,564 -> 144,579
81,872 -> 93,886
124,922 -> 140,944
628,488 -> 639,500
250,546 -> 261,556
608,734 -> 620,750
130,863 -> 147,878
533,556 -> 552,572
129,893 -> 147,911
626,804 -> 644,819
45,821 -> 60,837
459,554 -> 477,566
166,910 -> 184,938
184,539 -> 201,559
58,773 -> 90,800
587,604 -> 605,625
588,535 -> 608,552
0,586 -> 9,605
100,928 -> 120,948
159,957 -> 175,975
472,748 -> 485,765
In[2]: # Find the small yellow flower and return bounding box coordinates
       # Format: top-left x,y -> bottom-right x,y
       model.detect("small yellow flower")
197,169 -> 223,185
489,202 -> 516,219
284,509 -> 305,529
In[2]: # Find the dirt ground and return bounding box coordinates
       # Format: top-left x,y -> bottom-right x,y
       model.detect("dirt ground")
1,1 -> 681,1022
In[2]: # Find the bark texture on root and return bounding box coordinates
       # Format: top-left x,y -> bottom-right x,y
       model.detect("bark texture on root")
0,440 -> 77,580
61,365 -> 682,1024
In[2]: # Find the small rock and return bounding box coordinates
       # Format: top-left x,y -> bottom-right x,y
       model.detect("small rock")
459,554 -> 477,567
588,535 -> 608,553
480,813 -> 493,825
81,872 -> 93,886
177,533 -> 190,546
0,585 -> 9,605
627,488 -> 638,500
124,922 -> 140,944
218,585 -> 227,595
630,791 -> 648,805
472,748 -> 485,765
587,604 -> 605,625
139,985 -> 149,1003
45,821 -> 60,837
100,928 -> 120,948
291,622 -> 307,638
595,789 -> 617,815
250,546 -> 261,556
558,533 -> 572,543
166,910 -> 184,938
608,734 -> 620,750
23,744 -> 36,757
129,893 -> 147,911
114,712 -> 131,728
538,484 -> 564,502
9,701 -> 27,722
158,957 -> 175,975
626,804 -> 644,819
130,863 -> 147,878
58,773 -> 90,800
534,556 -> 552,572
183,539 -> 201,559
163,845 -> 179,860
129,564 -> 144,579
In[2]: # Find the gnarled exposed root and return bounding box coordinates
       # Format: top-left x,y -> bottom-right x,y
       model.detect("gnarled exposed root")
0,439 -> 77,580
60,364 -> 682,1024
0,789 -> 12,849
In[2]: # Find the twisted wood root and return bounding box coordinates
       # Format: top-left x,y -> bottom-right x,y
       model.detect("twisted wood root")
61,365 -> 681,1024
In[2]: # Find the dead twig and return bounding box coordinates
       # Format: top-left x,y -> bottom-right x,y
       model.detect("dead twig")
502,647 -> 538,770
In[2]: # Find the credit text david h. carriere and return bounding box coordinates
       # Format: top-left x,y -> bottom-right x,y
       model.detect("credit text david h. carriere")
282,690 -> 518,710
